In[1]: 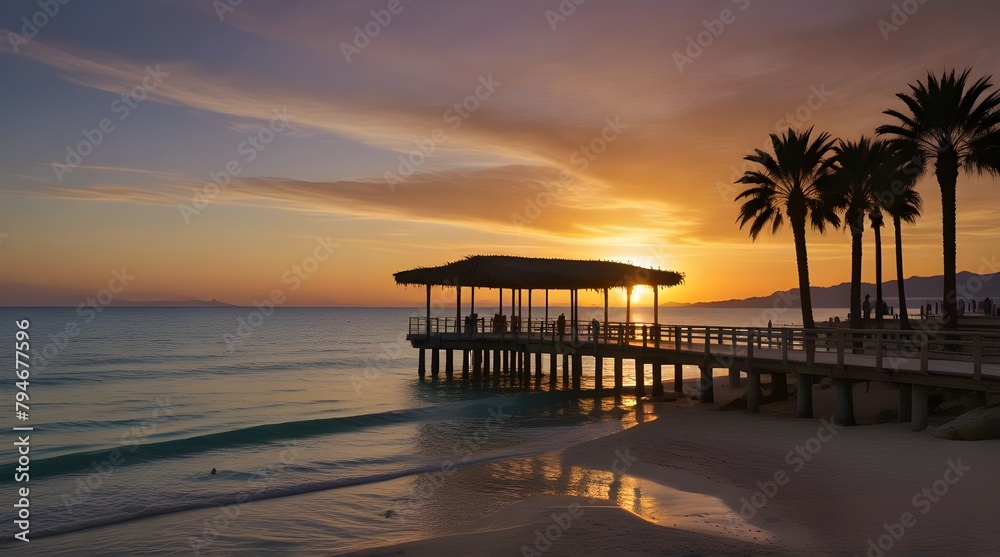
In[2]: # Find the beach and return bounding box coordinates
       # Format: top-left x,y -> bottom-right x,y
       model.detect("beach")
345,379 -> 1000,556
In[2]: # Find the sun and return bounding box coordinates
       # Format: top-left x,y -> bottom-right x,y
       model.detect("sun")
630,285 -> 651,304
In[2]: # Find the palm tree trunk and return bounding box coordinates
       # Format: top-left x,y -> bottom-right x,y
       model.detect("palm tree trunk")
850,214 -> 863,329
937,152 -> 959,330
792,220 -> 815,329
874,224 -> 884,327
894,215 -> 910,330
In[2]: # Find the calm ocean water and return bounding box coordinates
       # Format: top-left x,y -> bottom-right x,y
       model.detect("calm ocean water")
0,306 -> 844,555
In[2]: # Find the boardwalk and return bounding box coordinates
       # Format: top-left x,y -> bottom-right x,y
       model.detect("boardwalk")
406,317 -> 1000,431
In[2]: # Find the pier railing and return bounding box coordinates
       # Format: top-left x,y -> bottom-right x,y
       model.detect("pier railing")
408,317 -> 1000,379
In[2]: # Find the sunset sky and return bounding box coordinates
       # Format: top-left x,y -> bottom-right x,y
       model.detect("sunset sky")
1,0 -> 999,307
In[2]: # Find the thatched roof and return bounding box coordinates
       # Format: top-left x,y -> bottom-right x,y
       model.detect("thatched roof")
394,255 -> 684,290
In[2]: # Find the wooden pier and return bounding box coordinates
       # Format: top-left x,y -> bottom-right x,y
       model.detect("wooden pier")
395,256 -> 1000,431
406,318 -> 1000,431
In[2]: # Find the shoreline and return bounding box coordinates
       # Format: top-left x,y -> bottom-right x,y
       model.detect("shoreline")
341,378 -> 1000,556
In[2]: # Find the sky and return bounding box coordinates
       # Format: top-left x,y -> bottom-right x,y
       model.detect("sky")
1,0 -> 999,308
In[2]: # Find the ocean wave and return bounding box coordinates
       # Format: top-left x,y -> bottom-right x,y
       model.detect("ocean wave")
0,395 -> 537,479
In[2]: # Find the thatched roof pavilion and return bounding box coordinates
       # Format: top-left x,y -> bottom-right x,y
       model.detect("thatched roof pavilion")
395,256 -> 684,334
394,255 -> 684,290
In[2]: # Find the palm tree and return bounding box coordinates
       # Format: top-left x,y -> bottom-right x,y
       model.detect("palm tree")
873,147 -> 922,330
877,69 -> 1000,330
870,206 -> 885,325
825,137 -> 890,329
736,127 -> 839,404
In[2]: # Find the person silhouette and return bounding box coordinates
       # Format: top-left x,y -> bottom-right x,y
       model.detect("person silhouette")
862,294 -> 872,321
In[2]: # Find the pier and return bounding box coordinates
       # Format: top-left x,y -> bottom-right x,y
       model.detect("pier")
396,256 -> 1000,431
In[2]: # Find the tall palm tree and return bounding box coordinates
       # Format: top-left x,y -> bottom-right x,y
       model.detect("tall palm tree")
736,127 -> 840,329
877,69 -> 1000,330
736,127 -> 839,404
873,147 -> 922,330
870,206 -> 885,325
826,137 -> 890,329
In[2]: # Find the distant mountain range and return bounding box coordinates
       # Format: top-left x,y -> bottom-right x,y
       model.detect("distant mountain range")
685,271 -> 1000,308
107,299 -> 235,308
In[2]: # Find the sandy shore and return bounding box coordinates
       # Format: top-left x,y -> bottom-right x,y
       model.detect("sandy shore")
342,378 -> 1000,556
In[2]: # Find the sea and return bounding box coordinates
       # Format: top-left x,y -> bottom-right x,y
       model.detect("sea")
0,306 -> 847,555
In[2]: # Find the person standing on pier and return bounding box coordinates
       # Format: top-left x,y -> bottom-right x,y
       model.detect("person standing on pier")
863,294 -> 872,321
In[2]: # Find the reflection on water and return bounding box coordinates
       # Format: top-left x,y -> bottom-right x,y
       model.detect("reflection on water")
397,397 -> 674,535
484,454 -> 658,521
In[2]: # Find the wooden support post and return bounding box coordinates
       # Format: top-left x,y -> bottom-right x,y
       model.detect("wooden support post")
673,363 -> 683,393
572,353 -> 583,391
418,349 -> 426,379
911,384 -> 929,432
493,349 -> 501,378
445,350 -> 454,380
482,350 -> 489,380
461,350 -> 470,380
535,351 -> 543,379
594,355 -> 603,394
502,349 -> 509,374
562,353 -> 570,387
699,364 -> 713,403
524,347 -> 532,379
550,352 -> 557,385
652,363 -> 663,397
614,357 -> 624,392
747,371 -> 761,413
635,359 -> 645,398
835,380 -> 855,426
728,365 -> 741,388
796,374 -> 813,419
898,383 -> 912,423
431,349 -> 440,378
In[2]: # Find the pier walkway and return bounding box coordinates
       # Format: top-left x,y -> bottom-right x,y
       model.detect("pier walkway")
406,317 -> 1000,431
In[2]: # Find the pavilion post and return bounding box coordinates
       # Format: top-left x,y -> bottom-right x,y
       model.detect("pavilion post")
425,284 -> 431,336
517,289 -> 523,337
545,289 -> 549,325
527,290 -> 532,334
603,288 -> 609,343
626,286 -> 633,326
456,284 -> 462,332
653,286 -> 659,348
511,288 -> 515,327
